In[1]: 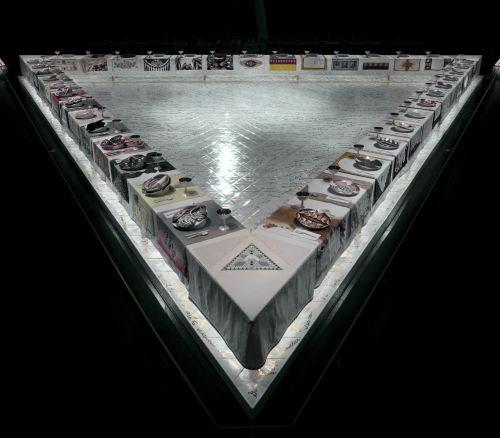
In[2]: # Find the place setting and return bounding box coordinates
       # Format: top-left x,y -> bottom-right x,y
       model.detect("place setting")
321,166 -> 374,230
155,199 -> 246,278
263,192 -> 340,243
329,178 -> 360,197
435,81 -> 453,89
390,120 -> 415,134
100,134 -> 146,151
41,74 -> 60,82
86,119 -> 110,135
54,85 -> 81,98
417,98 -> 439,107
332,146 -> 386,179
63,95 -> 90,109
87,118 -> 129,137
374,135 -> 400,150
142,173 -> 173,198
425,89 -> 446,98
172,205 -> 209,234
311,166 -> 368,208
330,145 -> 392,202
404,109 -> 427,119
131,172 -> 205,214
75,107 -> 97,120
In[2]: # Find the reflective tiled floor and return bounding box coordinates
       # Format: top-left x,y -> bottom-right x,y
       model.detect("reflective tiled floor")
78,77 -> 434,227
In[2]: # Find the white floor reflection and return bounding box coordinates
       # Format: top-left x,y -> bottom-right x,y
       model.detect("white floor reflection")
77,77 -> 435,227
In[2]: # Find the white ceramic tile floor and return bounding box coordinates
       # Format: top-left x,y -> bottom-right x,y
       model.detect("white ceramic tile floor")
77,76 -> 436,228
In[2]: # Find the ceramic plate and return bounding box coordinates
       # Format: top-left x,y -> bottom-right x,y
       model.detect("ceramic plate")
89,126 -> 109,134
353,157 -> 382,171
172,205 -> 209,231
374,138 -> 400,149
142,174 -> 172,196
296,208 -> 330,230
417,100 -> 437,107
75,111 -> 96,120
329,179 -> 360,197
426,90 -> 445,97
391,125 -> 414,133
118,154 -> 146,171
405,109 -> 426,119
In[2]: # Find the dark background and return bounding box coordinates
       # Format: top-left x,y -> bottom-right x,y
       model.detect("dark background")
2,1 -> 499,435
1,1 -> 498,69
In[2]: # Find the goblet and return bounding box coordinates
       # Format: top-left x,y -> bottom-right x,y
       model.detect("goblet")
296,191 -> 309,209
115,51 -> 120,57
327,164 -> 340,179
112,119 -> 127,133
304,50 -> 309,55
178,51 -> 184,55
396,50 -> 401,56
353,144 -> 364,157
179,177 -> 192,197
217,208 -> 231,231
99,106 -> 108,118
388,112 -> 399,124
334,50 -> 339,57
148,152 -> 164,171
373,127 -> 384,139
242,50 -> 247,55
365,50 -> 371,58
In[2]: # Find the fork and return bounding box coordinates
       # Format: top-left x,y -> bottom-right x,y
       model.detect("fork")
186,231 -> 209,239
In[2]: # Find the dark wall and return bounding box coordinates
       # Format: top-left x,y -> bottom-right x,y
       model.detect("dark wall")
1,1 -> 498,71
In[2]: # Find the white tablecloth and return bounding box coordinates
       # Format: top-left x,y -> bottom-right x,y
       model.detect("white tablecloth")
187,229 -> 318,369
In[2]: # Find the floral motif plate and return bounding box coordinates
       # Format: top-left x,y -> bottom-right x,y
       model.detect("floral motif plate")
296,208 -> 330,230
